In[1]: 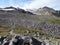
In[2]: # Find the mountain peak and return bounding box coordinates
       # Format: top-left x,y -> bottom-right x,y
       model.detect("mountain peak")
31,6 -> 56,15
4,6 -> 16,9
43,6 -> 50,9
0,6 -> 17,11
42,6 -> 55,11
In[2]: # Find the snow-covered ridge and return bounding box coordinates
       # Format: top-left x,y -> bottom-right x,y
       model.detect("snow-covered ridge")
0,8 -> 15,11
0,7 -> 16,11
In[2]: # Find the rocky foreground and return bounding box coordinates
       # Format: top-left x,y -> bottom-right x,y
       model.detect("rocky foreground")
0,34 -> 60,45
0,6 -> 60,45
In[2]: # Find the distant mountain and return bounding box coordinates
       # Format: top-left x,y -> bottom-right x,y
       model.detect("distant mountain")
28,6 -> 60,17
4,6 -> 17,9
0,6 -> 36,27
0,6 -> 34,15
35,6 -> 56,15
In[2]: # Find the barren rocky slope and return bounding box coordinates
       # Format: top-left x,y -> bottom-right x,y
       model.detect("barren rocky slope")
0,6 -> 60,39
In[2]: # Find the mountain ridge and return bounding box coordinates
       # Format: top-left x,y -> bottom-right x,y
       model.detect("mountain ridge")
27,6 -> 60,17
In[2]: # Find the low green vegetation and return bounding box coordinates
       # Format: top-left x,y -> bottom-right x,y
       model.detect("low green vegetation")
0,25 -> 60,43
45,18 -> 60,24
0,30 -> 8,36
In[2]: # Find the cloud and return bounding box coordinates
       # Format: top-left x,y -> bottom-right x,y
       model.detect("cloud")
22,0 -> 59,10
9,0 -> 13,6
8,0 -> 60,10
